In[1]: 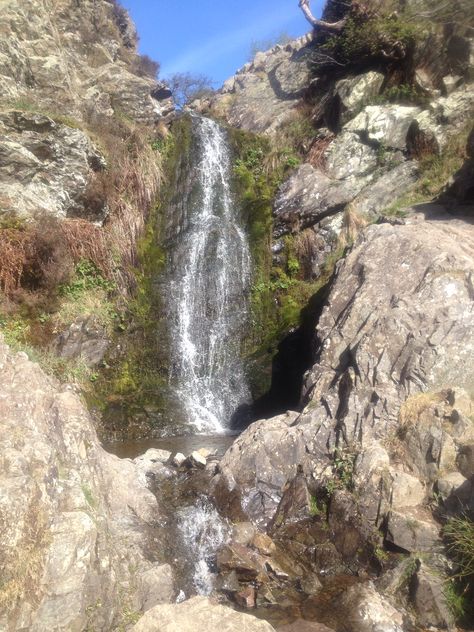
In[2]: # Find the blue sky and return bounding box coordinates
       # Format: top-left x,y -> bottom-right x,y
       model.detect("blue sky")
121,0 -> 323,87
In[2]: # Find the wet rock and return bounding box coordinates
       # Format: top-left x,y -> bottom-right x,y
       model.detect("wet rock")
131,596 -> 277,631
133,449 -> 173,484
235,585 -> 257,609
217,543 -> 266,581
232,522 -> 257,546
412,563 -> 454,629
173,453 -> 186,467
269,468 -> 311,532
386,509 -> 440,553
339,582 -> 406,632
252,532 -> 276,556
216,570 -> 241,594
188,451 -> 207,468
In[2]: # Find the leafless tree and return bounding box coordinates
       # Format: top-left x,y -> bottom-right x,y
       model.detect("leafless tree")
298,0 -> 348,32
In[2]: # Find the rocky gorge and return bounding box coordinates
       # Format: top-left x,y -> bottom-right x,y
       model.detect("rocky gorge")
0,0 -> 474,630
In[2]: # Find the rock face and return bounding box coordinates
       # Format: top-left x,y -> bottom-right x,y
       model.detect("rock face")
0,111 -> 106,219
0,0 -> 173,125
0,339 -> 174,631
131,596 -> 276,632
216,211 -> 474,534
194,35 -> 313,134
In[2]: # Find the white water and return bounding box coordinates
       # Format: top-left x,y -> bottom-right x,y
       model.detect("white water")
177,498 -> 230,595
168,116 -> 251,433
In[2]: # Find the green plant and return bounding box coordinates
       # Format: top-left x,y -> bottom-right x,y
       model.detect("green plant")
444,579 -> 467,621
444,517 -> 474,579
309,495 -> 326,517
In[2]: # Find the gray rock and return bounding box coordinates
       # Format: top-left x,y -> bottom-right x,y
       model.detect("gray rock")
0,339 -> 173,631
0,0 -> 174,125
333,71 -> 385,125
172,452 -> 186,467
54,316 -> 109,366
137,565 -> 175,612
188,451 -> 207,468
325,131 -> 378,179
386,509 -> 441,553
0,111 -> 105,220
338,582 -> 406,632
345,104 -> 422,149
457,443 -> 474,479
412,563 -> 454,629
442,74 -> 463,95
131,596 -> 277,631
204,35 -> 313,135
273,163 -> 362,237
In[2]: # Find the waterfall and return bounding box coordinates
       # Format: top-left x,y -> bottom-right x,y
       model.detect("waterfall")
167,116 -> 251,434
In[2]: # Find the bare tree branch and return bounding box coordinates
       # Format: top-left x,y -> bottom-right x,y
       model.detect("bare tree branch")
298,0 -> 348,32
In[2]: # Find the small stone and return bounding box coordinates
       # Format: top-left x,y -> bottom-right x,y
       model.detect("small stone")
299,573 -> 322,595
172,453 -> 186,467
235,585 -> 256,609
442,75 -> 463,95
188,451 -> 207,468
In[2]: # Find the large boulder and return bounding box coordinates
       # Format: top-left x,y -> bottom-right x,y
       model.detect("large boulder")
130,596 -> 276,632
0,339 -> 173,631
216,212 -> 474,531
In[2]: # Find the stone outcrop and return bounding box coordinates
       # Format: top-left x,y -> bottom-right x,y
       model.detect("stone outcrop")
193,35 -> 313,134
0,339 -> 174,631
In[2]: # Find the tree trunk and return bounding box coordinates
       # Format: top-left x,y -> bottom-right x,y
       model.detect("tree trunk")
298,0 -> 348,32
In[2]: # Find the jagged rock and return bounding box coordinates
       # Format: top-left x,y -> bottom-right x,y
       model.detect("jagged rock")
251,532 -> 276,556
345,104 -> 422,150
235,585 -> 256,609
54,316 -> 109,366
188,451 -> 207,468
332,71 -> 385,126
338,582 -> 406,632
352,161 -> 419,218
273,163 -> 360,237
216,543 -> 266,581
386,509 -> 441,553
216,215 -> 474,533
325,131 -> 378,179
412,563 -> 454,629
130,596 -> 276,631
201,36 -> 313,134
133,449 -> 173,484
442,75 -> 463,95
0,111 -> 105,220
215,570 -> 240,594
390,471 -> 426,509
0,339 -> 173,630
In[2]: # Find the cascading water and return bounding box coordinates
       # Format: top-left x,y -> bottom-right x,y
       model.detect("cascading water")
167,116 -> 251,434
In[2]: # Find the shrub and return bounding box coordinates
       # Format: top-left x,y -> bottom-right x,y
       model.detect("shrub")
132,54 -> 160,79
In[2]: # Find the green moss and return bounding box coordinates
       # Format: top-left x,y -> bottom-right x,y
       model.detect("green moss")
228,126 -> 344,399
89,117 -> 193,436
